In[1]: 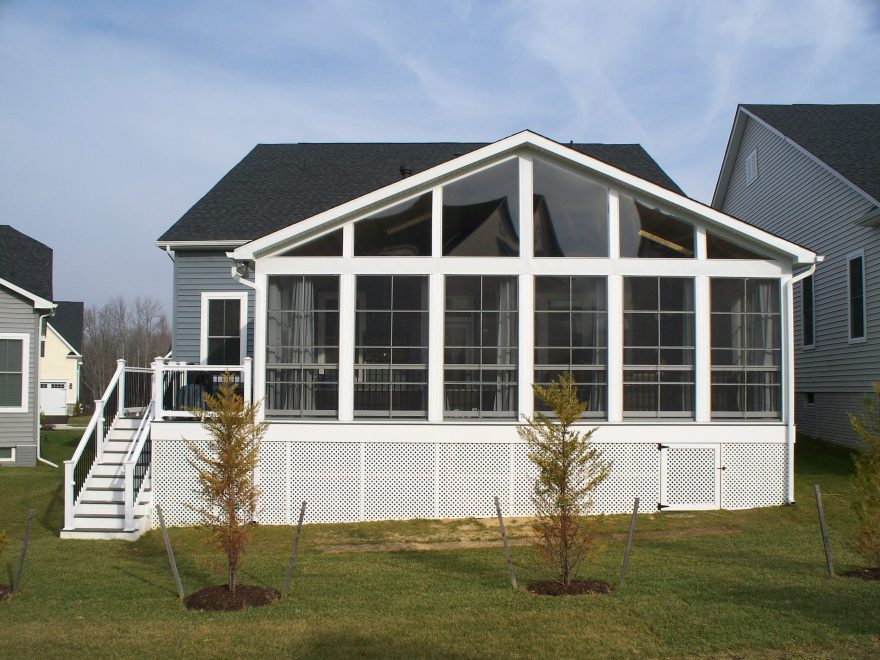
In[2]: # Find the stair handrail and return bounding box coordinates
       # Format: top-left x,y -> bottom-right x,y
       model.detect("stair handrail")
123,400 -> 155,531
63,359 -> 127,530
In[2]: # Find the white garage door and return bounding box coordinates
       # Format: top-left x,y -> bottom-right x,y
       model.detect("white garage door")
40,381 -> 67,416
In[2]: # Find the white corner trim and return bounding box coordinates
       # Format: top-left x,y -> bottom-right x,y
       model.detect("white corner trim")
0,277 -> 55,310
199,291 -> 249,365
0,332 -> 30,413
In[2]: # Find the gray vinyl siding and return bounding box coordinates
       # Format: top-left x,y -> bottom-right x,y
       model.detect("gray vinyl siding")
172,251 -> 254,364
0,286 -> 39,467
796,391 -> 867,448
719,115 -> 879,445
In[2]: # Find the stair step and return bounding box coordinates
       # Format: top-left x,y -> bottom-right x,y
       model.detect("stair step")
78,502 -> 125,515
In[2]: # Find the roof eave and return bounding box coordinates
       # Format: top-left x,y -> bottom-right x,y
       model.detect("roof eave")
0,276 -> 56,310
711,106 -> 749,208
155,239 -> 249,251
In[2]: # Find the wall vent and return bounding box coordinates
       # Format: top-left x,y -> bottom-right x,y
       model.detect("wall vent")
745,149 -> 758,185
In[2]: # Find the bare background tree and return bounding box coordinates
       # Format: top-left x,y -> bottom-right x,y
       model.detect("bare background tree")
82,296 -> 170,402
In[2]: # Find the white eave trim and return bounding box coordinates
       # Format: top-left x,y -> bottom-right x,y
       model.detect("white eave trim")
712,107 -> 748,208
154,239 -> 248,250
232,130 -> 817,266
45,322 -> 82,358
0,277 -> 55,310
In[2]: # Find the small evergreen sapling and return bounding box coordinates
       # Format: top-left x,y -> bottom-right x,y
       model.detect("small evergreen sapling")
847,382 -> 880,566
187,374 -> 268,593
517,373 -> 610,587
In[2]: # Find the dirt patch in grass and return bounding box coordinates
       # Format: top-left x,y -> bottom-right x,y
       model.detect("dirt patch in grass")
317,526 -> 736,553
528,579 -> 612,596
0,584 -> 10,601
840,567 -> 880,580
184,584 -> 279,611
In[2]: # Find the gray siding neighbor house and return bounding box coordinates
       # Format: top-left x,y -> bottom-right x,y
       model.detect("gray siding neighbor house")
713,104 -> 880,446
0,226 -> 56,466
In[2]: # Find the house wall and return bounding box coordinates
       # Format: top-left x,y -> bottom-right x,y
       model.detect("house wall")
172,251 -> 254,364
0,286 -> 39,467
718,115 -> 879,445
40,325 -> 80,408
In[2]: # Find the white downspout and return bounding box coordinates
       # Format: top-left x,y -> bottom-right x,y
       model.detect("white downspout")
36,309 -> 59,468
785,258 -> 822,503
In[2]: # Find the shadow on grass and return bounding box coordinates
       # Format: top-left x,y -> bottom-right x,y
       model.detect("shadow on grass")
300,627 -> 471,659
39,483 -> 64,535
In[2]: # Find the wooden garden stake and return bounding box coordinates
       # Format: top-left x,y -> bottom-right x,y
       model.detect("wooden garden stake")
494,496 -> 517,589
281,500 -> 307,599
156,505 -> 186,600
12,509 -> 34,596
813,484 -> 835,577
618,497 -> 640,587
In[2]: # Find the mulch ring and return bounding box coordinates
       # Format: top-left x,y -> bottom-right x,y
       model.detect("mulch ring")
528,579 -> 612,596
840,567 -> 880,581
0,584 -> 11,601
184,584 -> 279,611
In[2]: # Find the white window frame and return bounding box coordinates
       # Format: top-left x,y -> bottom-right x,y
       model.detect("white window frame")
0,446 -> 16,463
200,292 -> 248,365
847,250 -> 867,343
0,333 -> 29,413
801,274 -> 815,349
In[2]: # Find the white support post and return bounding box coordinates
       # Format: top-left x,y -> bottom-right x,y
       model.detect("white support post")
358,441 -> 365,521
428,273 -> 444,422
607,275 -> 623,422
694,275 -> 711,422
784,276 -> 796,503
433,441 -> 440,519
123,462 -> 134,531
63,460 -> 75,529
518,156 -> 534,259
608,190 -> 620,259
431,185 -> 443,258
338,272 -> 355,421
95,399 -> 104,462
518,273 -> 534,419
243,357 -> 253,405
116,358 -> 126,415
152,358 -> 165,421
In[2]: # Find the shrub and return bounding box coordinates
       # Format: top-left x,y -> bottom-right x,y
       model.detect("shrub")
187,374 -> 268,592
517,373 -> 610,586
847,382 -> 880,566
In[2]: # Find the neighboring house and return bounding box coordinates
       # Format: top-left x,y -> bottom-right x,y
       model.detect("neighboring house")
62,131 -> 818,539
40,301 -> 84,417
0,225 -> 55,467
713,104 -> 880,446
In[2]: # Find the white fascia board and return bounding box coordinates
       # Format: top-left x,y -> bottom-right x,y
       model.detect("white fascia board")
154,240 -> 248,251
233,129 -> 817,266
0,277 -> 55,310
711,107 -> 748,208
46,323 -> 81,357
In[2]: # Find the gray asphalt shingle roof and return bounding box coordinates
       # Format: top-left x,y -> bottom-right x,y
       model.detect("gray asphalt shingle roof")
0,225 -> 53,301
158,140 -> 685,243
51,301 -> 84,354
744,104 -> 880,204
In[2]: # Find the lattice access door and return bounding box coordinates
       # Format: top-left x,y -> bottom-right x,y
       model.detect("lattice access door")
658,444 -> 721,511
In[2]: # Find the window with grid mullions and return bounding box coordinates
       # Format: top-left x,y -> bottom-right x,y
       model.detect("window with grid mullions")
444,275 -> 518,419
534,276 -> 607,417
354,275 -> 428,418
623,277 -> 695,418
710,278 -> 781,419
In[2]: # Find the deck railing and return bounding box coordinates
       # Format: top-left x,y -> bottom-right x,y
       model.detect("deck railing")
123,400 -> 154,531
153,357 -> 252,420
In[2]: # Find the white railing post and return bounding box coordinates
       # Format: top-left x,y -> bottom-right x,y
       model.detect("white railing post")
153,357 -> 165,421
95,398 -> 104,461
117,358 -> 127,414
123,461 -> 134,531
64,460 -> 75,529
243,357 -> 253,405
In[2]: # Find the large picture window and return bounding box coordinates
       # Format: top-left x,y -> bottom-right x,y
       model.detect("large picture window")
534,276 -> 607,416
266,276 -> 339,417
354,275 -> 428,418
623,277 -> 695,418
0,335 -> 27,411
444,275 -> 518,418
355,194 -> 432,256
619,196 -> 695,258
710,278 -> 781,419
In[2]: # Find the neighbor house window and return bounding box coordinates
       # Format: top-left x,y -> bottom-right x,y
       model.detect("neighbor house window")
445,275 -> 518,418
266,276 -> 339,417
201,293 -> 247,365
534,276 -> 607,417
802,275 -> 815,347
355,275 -> 428,418
619,196 -> 694,258
848,252 -> 866,340
0,334 -> 28,412
710,278 -> 781,419
623,277 -> 695,418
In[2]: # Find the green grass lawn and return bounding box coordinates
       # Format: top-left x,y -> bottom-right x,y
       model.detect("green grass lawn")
0,432 -> 878,658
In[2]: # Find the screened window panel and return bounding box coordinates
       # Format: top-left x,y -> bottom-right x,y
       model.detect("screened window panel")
266,275 -> 340,417
0,339 -> 24,408
445,275 -> 518,418
623,277 -> 694,418
355,275 -> 428,418
442,160 -> 519,257
619,195 -> 695,258
710,278 -> 781,419
533,276 -> 607,417
355,193 -> 432,256
532,159 -> 608,257
281,229 -> 343,257
706,232 -> 768,259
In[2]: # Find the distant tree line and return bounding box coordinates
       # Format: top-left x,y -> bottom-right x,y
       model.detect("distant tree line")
82,296 -> 171,403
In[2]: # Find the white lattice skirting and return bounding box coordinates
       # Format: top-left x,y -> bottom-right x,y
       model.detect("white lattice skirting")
151,439 -> 787,526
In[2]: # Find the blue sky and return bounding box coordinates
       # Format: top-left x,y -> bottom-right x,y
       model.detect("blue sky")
1,0 -> 877,311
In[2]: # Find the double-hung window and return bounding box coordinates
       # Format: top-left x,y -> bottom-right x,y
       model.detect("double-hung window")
444,276 -> 518,418
201,293 -> 247,365
0,334 -> 28,412
848,252 -> 866,341
623,277 -> 695,418
534,276 -> 607,417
